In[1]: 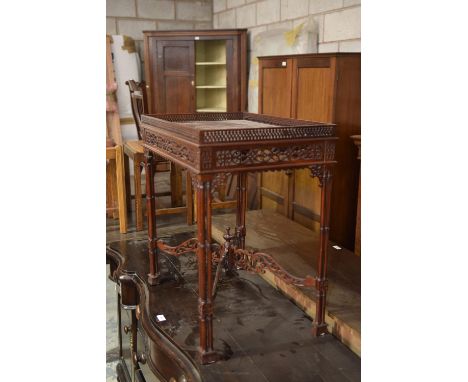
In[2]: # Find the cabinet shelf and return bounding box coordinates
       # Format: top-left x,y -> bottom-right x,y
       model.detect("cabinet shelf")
196,107 -> 227,112
196,85 -> 226,89
196,62 -> 226,66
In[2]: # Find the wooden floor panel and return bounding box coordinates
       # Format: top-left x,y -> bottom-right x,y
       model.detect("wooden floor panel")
212,209 -> 361,355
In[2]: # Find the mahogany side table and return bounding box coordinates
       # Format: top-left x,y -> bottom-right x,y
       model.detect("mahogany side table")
141,112 -> 337,364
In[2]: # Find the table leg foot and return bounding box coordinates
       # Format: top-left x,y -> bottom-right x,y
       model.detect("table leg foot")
198,350 -> 222,365
311,322 -> 328,336
147,273 -> 160,286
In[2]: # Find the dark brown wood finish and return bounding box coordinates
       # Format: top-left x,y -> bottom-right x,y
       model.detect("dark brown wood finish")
351,135 -> 361,256
258,53 -> 361,250
143,29 -> 248,114
141,112 -> 337,363
155,39 -> 195,113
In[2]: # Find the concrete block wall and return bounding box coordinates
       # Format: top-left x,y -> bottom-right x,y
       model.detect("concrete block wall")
213,0 -> 360,52
107,0 -> 213,66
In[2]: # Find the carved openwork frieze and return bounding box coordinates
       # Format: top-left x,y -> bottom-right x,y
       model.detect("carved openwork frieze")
157,238 -> 198,257
202,126 -> 334,144
201,150 -> 212,170
232,248 -> 315,287
215,143 -> 324,168
324,141 -> 336,161
144,129 -> 198,166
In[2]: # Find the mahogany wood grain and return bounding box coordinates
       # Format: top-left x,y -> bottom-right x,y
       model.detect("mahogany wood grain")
170,162 -> 183,207
258,58 -> 293,214
292,57 -> 335,231
141,112 -> 337,363
258,53 -> 361,250
155,40 -> 195,113
351,135 -> 361,256
330,56 -> 361,249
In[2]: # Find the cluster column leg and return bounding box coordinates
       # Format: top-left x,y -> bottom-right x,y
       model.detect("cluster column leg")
195,175 -> 220,364
312,165 -> 333,336
236,172 -> 248,249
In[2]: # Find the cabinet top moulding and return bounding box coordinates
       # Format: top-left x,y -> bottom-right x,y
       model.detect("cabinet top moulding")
258,52 -> 360,59
143,29 -> 248,38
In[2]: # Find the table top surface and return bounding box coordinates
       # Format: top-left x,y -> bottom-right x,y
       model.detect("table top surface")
141,112 -> 337,174
141,112 -> 335,146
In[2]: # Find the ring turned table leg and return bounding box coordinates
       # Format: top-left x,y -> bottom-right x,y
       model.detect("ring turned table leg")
145,150 -> 159,285
195,175 -> 220,364
310,164 -> 334,336
236,172 -> 248,249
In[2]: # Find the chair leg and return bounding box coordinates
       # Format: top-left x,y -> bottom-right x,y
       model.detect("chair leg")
170,162 -> 183,207
115,146 -> 128,234
109,158 -> 119,219
124,153 -> 132,212
106,161 -> 114,218
134,154 -> 143,232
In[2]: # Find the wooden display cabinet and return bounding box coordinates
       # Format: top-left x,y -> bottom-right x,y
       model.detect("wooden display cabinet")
143,29 -> 247,114
258,53 -> 361,250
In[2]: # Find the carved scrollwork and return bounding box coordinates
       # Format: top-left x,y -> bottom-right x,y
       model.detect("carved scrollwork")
145,130 -> 198,166
232,248 -> 315,287
157,238 -> 198,256
309,164 -> 333,187
215,143 -> 324,168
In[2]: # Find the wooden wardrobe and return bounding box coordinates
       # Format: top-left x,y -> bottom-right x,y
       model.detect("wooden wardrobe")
258,53 -> 361,251
143,29 -> 248,114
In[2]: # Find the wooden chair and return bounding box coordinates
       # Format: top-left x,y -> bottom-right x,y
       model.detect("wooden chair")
106,35 -> 127,233
124,80 -> 189,230
106,144 -> 128,233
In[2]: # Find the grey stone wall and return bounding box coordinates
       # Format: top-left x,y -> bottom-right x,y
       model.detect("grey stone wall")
213,0 -> 360,52
107,0 -> 213,64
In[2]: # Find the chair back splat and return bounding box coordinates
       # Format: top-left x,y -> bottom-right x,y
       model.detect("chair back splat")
125,80 -> 148,140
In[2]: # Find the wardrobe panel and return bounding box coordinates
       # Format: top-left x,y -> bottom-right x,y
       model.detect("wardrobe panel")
155,40 -> 195,113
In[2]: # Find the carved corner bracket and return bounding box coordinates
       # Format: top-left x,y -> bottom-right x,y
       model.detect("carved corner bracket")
309,164 -> 333,187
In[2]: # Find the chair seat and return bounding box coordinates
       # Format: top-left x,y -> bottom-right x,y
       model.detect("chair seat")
124,140 -> 167,162
124,140 -> 144,155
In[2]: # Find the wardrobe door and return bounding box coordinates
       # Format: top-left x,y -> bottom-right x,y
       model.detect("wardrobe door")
290,56 -> 336,231
292,56 -> 335,122
154,40 -> 195,113
258,58 -> 293,215
259,58 -> 293,117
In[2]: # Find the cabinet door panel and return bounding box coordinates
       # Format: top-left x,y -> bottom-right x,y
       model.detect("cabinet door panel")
294,67 -> 334,122
259,60 -> 292,116
155,40 -> 195,113
258,59 -> 293,215
291,59 -> 335,231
